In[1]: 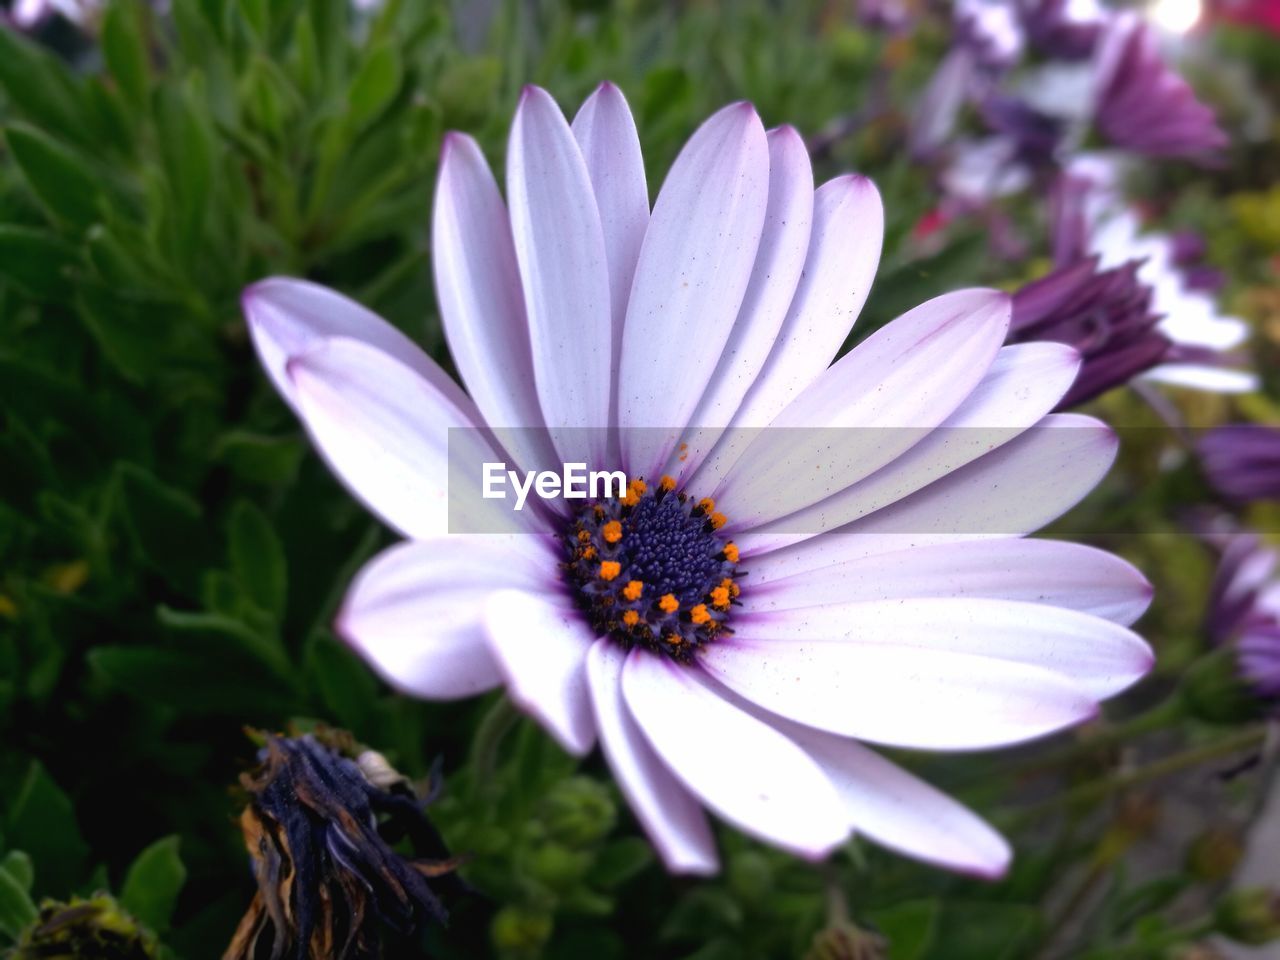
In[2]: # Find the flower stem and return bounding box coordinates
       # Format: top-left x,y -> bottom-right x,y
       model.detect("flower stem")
469,695 -> 522,797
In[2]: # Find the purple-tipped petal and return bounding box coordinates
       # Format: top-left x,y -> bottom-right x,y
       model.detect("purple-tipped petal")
572,83 -> 650,360
734,597 -> 1153,699
621,650 -> 849,859
508,86 -> 613,463
713,289 -> 1010,528
286,337 -> 500,540
749,537 -> 1154,626
243,277 -> 471,414
586,641 -> 719,874
484,589 -> 597,756
617,101 -> 770,480
337,537 -> 558,700
699,637 -> 1099,750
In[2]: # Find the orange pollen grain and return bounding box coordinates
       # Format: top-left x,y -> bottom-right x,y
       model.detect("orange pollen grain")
622,580 -> 644,601
659,475 -> 677,492
723,543 -> 740,563
710,586 -> 731,608
576,529 -> 591,542
689,604 -> 711,625
602,520 -> 623,544
599,561 -> 621,581
622,610 -> 640,626
658,593 -> 679,614
581,546 -> 596,559
709,512 -> 727,530
697,497 -> 716,514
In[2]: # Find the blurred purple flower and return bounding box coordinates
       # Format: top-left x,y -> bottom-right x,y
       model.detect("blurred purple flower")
1170,229 -> 1225,293
1206,535 -> 1280,709
956,0 -> 1026,68
1092,15 -> 1228,161
1021,0 -> 1106,60
1200,426 -> 1280,503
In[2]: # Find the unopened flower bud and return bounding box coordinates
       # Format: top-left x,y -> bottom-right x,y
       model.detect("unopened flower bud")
1215,888 -> 1280,945
539,776 -> 616,847
13,894 -> 157,960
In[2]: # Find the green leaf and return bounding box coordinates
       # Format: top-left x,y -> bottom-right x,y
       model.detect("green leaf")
589,838 -> 654,890
0,30 -> 92,146
1,852 -> 34,893
305,634 -> 378,732
228,500 -> 288,619
0,226 -> 81,300
6,761 -> 88,897
114,464 -> 210,596
103,0 -> 152,109
155,79 -> 216,263
869,899 -> 939,960
347,44 -> 402,130
120,836 -> 187,933
215,431 -> 305,486
0,857 -> 37,941
4,125 -> 103,228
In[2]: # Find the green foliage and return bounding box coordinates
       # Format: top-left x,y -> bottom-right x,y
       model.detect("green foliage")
0,1 -> 1278,958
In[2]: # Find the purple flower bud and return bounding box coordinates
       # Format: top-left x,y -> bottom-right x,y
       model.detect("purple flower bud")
1200,426 -> 1280,504
1092,15 -> 1229,161
1204,535 -> 1280,714
1010,256 -> 1170,408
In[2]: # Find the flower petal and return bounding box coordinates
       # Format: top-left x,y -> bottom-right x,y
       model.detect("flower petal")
484,589 -> 597,756
244,277 -> 471,413
287,336 -> 521,539
737,340 -> 1080,544
670,126 -> 815,481
723,174 -> 885,432
508,86 -> 613,463
433,133 -> 559,474
572,83 -> 649,358
337,537 -> 558,699
699,638 -> 1099,750
714,289 -> 1011,528
791,728 -> 1011,878
622,650 -> 848,858
748,537 -> 1153,626
618,101 -> 770,480
735,597 -> 1153,699
586,641 -> 718,874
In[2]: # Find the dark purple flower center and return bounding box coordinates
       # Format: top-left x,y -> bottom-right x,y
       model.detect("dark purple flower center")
561,476 -> 741,662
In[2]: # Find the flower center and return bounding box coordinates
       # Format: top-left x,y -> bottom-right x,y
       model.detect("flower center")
561,476 -> 741,662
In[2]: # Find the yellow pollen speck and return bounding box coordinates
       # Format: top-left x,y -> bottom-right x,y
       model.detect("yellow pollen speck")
697,497 -> 715,514
602,520 -> 623,543
689,604 -> 711,625
622,580 -> 644,601
709,512 -> 727,530
599,561 -> 621,581
710,586 -> 730,608
658,593 -> 679,613
622,610 -> 640,626
723,543 -> 739,563
577,529 -> 591,542
659,475 -> 677,492
581,546 -> 596,559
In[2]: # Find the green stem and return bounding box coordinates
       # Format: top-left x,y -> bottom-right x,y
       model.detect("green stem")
1000,725 -> 1267,827
1023,695 -> 1187,775
469,695 -> 521,797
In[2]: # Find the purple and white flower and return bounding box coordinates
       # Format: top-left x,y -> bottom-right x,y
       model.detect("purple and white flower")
1091,13 -> 1228,161
1207,535 -> 1280,712
1200,426 -> 1280,504
243,85 -> 1155,878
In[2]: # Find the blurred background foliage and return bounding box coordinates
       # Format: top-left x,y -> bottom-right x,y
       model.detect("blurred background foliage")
0,0 -> 1278,958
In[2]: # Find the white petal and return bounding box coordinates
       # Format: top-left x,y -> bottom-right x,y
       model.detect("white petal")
714,289 -> 1010,529
484,589 -> 596,756
699,638 -> 1099,750
1142,363 -> 1259,394
791,728 -> 1011,878
621,651 -> 849,858
337,536 -> 557,699
433,133 -> 559,474
669,126 -> 815,481
835,413 -> 1117,539
738,341 -> 1080,544
572,83 -> 649,356
244,277 -> 471,413
288,337 -> 524,539
586,641 -> 718,874
735,597 -> 1153,699
618,102 -> 770,480
507,86 -> 612,463
749,537 -> 1153,626
723,174 -> 885,432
